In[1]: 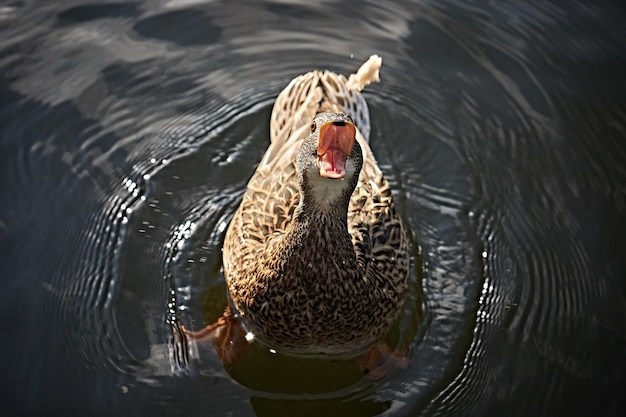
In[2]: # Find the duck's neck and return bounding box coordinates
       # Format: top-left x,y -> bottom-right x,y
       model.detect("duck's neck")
271,197 -> 358,280
293,203 -> 350,245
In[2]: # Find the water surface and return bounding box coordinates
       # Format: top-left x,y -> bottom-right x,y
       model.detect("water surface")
1,1 -> 625,416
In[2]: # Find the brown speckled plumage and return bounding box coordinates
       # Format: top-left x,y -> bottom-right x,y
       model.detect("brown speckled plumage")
222,56 -> 408,355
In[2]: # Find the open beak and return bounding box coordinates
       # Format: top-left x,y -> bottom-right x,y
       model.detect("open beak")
317,119 -> 356,179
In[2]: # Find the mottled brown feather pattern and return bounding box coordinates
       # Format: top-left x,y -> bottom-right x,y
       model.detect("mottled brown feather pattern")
222,56 -> 408,355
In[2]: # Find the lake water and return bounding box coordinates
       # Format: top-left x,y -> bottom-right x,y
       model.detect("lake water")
1,1 -> 625,416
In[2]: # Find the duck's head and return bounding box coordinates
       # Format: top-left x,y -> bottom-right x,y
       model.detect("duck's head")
296,112 -> 363,210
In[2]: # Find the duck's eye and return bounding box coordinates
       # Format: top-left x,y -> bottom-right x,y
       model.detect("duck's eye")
310,121 -> 316,132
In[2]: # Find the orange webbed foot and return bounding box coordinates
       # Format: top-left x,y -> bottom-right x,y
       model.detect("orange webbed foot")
352,342 -> 410,380
183,307 -> 249,366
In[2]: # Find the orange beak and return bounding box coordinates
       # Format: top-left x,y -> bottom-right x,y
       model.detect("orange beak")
317,120 -> 356,179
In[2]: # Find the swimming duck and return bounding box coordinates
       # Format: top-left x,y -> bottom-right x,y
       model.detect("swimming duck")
222,55 -> 408,356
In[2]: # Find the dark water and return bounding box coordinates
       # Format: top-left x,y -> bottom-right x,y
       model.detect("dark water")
1,1 -> 625,416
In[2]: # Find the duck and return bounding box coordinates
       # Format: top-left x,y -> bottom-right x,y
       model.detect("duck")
221,55 -> 409,357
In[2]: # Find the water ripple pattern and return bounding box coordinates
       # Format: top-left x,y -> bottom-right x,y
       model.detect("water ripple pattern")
1,1 -> 625,416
